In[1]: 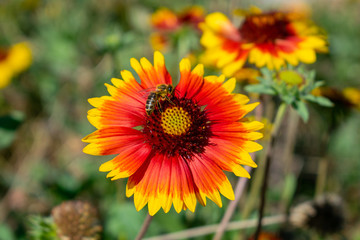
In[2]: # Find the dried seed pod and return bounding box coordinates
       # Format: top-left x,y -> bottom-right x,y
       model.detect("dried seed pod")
52,201 -> 102,240
290,194 -> 345,235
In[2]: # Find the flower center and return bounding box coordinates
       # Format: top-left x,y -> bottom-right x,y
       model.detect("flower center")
239,13 -> 293,44
143,96 -> 212,158
161,107 -> 191,135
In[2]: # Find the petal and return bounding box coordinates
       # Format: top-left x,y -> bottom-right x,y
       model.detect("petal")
188,155 -> 235,207
82,127 -> 144,155
100,144 -> 152,180
131,52 -> 172,89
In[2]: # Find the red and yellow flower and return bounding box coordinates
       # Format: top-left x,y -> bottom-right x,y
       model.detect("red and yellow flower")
0,42 -> 32,89
200,7 -> 327,76
150,6 -> 205,51
83,52 -> 263,215
151,6 -> 205,31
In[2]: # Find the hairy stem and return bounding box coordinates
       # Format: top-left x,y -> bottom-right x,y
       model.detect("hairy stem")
135,214 -> 153,240
213,165 -> 252,240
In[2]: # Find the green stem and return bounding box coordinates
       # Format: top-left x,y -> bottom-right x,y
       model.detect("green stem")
241,102 -> 287,222
253,103 -> 287,240
240,146 -> 268,220
280,108 -> 300,212
272,103 -> 287,137
315,157 -> 328,197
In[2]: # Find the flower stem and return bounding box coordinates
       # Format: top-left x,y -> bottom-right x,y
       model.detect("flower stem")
213,165 -> 252,240
253,103 -> 287,240
315,157 -> 328,197
135,214 -> 153,240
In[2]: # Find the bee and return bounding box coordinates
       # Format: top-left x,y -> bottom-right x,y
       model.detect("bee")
145,84 -> 174,116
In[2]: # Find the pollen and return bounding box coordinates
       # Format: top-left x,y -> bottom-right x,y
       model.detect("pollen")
161,107 -> 191,135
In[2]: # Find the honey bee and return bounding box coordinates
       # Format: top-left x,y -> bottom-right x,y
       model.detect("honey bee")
145,84 -> 174,115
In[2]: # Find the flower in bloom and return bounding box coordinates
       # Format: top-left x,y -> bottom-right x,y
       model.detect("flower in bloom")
150,6 -> 205,52
151,6 -> 205,31
200,7 -> 327,76
234,68 -> 261,84
82,52 -> 263,215
0,42 -> 32,89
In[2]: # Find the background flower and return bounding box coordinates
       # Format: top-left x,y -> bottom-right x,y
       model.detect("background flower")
200,7 -> 327,76
0,42 -> 32,89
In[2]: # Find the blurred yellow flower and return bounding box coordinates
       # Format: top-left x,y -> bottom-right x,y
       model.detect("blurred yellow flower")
0,42 -> 32,89
200,7 -> 327,76
234,68 -> 260,84
343,87 -> 360,110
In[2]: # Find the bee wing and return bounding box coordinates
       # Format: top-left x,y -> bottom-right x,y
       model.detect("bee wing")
137,87 -> 157,99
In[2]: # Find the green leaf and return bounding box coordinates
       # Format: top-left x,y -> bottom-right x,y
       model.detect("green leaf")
244,84 -> 276,95
308,69 -> 316,80
303,95 -> 334,107
260,68 -> 272,80
281,95 -> 294,105
281,174 -> 297,208
0,112 -> 24,130
292,100 -> 309,122
0,112 -> 24,149
27,216 -> 58,240
0,224 -> 14,240
302,94 -> 317,102
314,96 -> 334,107
313,81 -> 325,89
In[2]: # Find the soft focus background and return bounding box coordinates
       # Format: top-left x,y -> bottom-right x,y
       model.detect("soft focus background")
1,0 -> 359,239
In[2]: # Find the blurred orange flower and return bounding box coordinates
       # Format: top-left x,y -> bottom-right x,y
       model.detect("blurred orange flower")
150,6 -> 205,52
151,6 -> 205,31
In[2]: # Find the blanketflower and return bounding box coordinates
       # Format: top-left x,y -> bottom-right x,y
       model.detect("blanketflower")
149,32 -> 169,51
151,6 -> 205,31
343,87 -> 360,110
82,52 -> 263,215
200,7 -> 327,76
150,6 -> 205,52
0,42 -> 32,89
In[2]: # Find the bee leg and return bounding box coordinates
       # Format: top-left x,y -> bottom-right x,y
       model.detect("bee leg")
165,96 -> 175,105
157,101 -> 163,113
